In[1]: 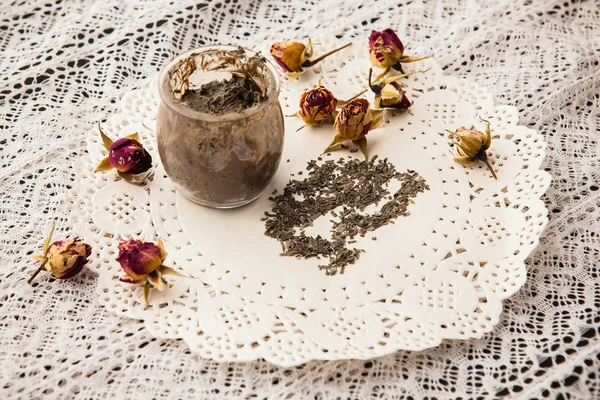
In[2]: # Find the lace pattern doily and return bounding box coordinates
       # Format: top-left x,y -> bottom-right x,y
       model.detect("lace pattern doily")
66,42 -> 550,366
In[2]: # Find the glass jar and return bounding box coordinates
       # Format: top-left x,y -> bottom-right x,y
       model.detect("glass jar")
156,45 -> 284,209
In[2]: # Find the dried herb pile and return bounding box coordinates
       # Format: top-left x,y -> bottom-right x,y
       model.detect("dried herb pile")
263,156 -> 429,275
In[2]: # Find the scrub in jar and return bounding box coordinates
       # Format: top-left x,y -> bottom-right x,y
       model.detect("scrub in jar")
156,46 -> 284,208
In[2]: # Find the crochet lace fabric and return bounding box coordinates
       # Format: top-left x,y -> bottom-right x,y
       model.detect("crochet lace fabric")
1,1 -> 599,398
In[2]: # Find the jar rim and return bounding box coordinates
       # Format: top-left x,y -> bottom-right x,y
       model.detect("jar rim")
157,45 -> 281,122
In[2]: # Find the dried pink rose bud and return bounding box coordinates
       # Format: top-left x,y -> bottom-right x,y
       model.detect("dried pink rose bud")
369,29 -> 405,69
298,86 -> 338,125
95,123 -> 152,183
108,137 -> 153,174
323,98 -> 385,160
29,219 -> 91,284
116,238 -> 186,304
270,39 -> 352,77
368,28 -> 429,80
451,118 -> 498,179
117,239 -> 165,282
292,84 -> 366,131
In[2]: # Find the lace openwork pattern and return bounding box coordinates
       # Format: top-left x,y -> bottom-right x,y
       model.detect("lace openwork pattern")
66,41 -> 550,366
1,1 -> 599,398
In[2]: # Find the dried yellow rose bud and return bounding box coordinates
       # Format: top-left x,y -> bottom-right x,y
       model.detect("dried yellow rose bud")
29,219 -> 91,284
270,39 -> 352,77
451,118 -> 497,179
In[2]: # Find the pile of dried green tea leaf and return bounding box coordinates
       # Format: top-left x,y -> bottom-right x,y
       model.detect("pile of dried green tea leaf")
262,156 -> 429,275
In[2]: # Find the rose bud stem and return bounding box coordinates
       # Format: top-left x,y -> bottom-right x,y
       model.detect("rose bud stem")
369,68 -> 430,94
337,88 -> 368,108
486,160 -> 498,180
373,67 -> 391,83
479,153 -> 498,180
368,68 -> 378,93
303,43 -> 352,68
27,263 -> 46,285
392,63 -> 405,74
347,88 -> 368,101
476,116 -> 498,180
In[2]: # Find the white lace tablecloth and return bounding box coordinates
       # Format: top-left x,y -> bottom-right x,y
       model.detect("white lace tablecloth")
1,1 -> 599,398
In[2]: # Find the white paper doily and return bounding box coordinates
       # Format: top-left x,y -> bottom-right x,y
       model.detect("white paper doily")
67,42 -> 550,366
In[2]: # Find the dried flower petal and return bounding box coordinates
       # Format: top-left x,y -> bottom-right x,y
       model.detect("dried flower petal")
334,98 -> 373,141
454,128 -> 487,157
108,137 -> 153,175
44,238 -> 92,279
369,68 -> 428,110
270,41 -> 309,73
119,276 -> 146,285
369,28 -> 429,80
376,81 -> 412,109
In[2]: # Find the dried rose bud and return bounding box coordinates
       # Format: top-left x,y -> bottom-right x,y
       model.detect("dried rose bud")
108,137 -> 153,174
375,81 -> 411,110
116,238 -> 186,304
45,238 -> 92,279
95,122 -> 152,183
369,28 -> 429,80
335,98 -> 374,141
298,86 -> 338,125
369,29 -> 405,69
29,219 -> 91,284
323,98 -> 385,160
270,41 -> 309,74
368,68 -> 428,110
451,118 -> 498,179
117,239 -> 165,282
270,39 -> 351,77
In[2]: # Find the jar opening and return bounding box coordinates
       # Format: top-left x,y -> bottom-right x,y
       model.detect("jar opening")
158,45 -> 280,121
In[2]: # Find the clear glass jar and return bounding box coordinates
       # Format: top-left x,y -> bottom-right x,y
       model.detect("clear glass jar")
156,45 -> 284,209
